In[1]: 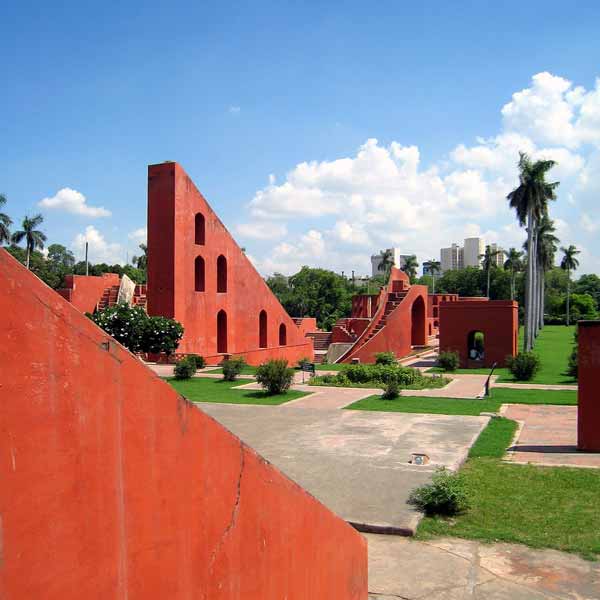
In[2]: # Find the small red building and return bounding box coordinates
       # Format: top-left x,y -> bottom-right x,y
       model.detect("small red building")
146,162 -> 313,365
439,299 -> 518,368
578,321 -> 600,452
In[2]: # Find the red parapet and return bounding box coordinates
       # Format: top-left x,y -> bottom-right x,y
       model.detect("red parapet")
0,249 -> 367,599
578,321 -> 600,452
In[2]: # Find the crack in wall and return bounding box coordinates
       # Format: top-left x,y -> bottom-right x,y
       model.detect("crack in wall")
208,443 -> 245,573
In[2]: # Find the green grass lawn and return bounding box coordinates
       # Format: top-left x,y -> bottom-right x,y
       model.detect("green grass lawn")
205,365 -> 258,375
167,376 -> 308,405
416,417 -> 600,559
315,363 -> 347,371
346,387 -> 577,416
429,325 -> 577,385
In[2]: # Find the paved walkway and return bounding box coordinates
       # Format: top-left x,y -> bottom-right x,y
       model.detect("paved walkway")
200,403 -> 488,534
502,404 -> 600,468
367,535 -> 600,599
495,382 -> 578,391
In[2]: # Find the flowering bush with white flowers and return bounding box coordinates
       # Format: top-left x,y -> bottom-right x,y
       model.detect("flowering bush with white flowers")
88,303 -> 183,356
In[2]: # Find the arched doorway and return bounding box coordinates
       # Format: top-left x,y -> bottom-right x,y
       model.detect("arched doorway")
194,256 -> 205,292
279,323 -> 287,346
259,310 -> 267,348
217,310 -> 227,353
467,330 -> 484,362
410,296 -> 426,346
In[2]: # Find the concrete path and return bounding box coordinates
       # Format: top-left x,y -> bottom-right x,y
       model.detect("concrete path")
367,535 -> 600,599
199,403 -> 488,534
404,374 -> 488,399
502,404 -> 600,468
495,382 -> 578,391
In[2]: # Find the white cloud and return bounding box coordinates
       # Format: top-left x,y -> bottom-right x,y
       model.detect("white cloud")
229,106 -> 241,115
580,213 -> 599,233
73,226 -> 123,264
236,221 -> 287,240
128,227 -> 147,243
39,188 -> 111,217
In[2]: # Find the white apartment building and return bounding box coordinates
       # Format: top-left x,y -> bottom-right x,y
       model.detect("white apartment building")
463,237 -> 484,268
489,243 -> 505,267
371,248 -> 411,277
440,243 -> 463,273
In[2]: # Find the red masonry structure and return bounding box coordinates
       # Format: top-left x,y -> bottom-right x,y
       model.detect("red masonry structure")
146,162 -> 313,365
0,249 -> 368,599
578,320 -> 600,452
439,298 -> 518,368
334,268 -> 429,363
56,272 -> 121,313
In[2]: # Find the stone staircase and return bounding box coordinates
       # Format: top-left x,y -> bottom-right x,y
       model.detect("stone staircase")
306,331 -> 332,363
360,290 -> 408,345
97,284 -> 120,311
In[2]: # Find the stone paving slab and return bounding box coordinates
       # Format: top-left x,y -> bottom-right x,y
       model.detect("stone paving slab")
367,535 -> 600,599
502,404 -> 600,468
198,404 -> 488,534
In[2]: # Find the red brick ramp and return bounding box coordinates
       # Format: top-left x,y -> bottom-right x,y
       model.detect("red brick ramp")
0,249 -> 367,600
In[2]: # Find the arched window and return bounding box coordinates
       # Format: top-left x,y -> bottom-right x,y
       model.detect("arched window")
467,330 -> 485,362
279,323 -> 287,346
217,310 -> 228,353
194,256 -> 205,292
259,310 -> 267,348
195,213 -> 205,245
217,255 -> 227,293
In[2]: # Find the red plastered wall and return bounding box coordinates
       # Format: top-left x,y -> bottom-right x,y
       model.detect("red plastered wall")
57,273 -> 120,313
146,162 -> 313,365
578,321 -> 600,451
439,299 -> 518,367
0,249 -> 367,599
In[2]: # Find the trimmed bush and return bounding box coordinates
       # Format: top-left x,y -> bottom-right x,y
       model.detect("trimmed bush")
255,359 -> 295,395
174,357 -> 196,379
342,363 -> 420,386
375,351 -> 396,365
186,354 -> 206,370
381,379 -> 400,399
408,468 -> 470,516
506,352 -> 540,381
221,357 -> 246,381
438,350 -> 460,372
141,316 -> 184,356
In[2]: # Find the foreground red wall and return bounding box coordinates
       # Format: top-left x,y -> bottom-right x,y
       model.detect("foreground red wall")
0,250 -> 367,599
578,321 -> 600,451
439,299 -> 518,367
147,162 -> 313,365
57,273 -> 120,313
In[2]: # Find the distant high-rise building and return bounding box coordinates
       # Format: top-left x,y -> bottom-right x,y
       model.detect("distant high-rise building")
440,244 -> 463,273
371,248 -> 412,278
463,237 -> 484,268
489,243 -> 505,267
440,237 -> 501,273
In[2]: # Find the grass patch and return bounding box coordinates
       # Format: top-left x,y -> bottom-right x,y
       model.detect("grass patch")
429,325 -> 577,385
309,375 -> 450,391
489,387 -> 576,405
167,376 -> 307,405
206,365 -> 258,375
315,363 -> 347,371
346,395 -> 501,415
416,417 -> 600,559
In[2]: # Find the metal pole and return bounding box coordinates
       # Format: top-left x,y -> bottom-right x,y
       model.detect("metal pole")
85,242 -> 89,276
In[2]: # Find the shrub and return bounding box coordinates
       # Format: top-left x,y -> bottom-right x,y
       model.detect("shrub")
221,357 -> 246,381
89,303 -> 148,352
255,359 -> 295,395
186,354 -> 206,370
381,379 -> 400,399
408,468 -> 470,516
174,357 -> 196,379
506,352 -> 540,381
341,363 -> 421,386
141,315 -> 184,356
438,351 -> 460,372
375,351 -> 396,365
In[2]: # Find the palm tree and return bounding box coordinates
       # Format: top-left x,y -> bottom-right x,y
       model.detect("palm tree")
480,245 -> 503,298
507,153 -> 559,351
535,215 -> 559,333
503,248 -> 523,301
402,255 -> 419,281
11,214 -> 47,269
560,245 -> 580,326
428,260 -> 441,294
0,193 -> 12,245
377,249 -> 395,281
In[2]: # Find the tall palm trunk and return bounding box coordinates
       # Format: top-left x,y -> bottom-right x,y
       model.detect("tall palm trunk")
524,206 -> 534,352
538,271 -> 545,331
566,271 -> 571,326
432,274 -> 436,295
26,245 -> 31,270
510,268 -> 515,301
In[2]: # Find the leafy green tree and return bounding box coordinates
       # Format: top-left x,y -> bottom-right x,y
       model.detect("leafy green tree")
507,153 -> 559,351
47,243 -> 75,268
574,274 -> 600,307
132,243 -> 147,271
560,245 -> 580,326
11,214 -> 47,269
402,255 -> 419,281
503,248 -> 523,301
480,245 -> 503,298
560,293 -> 597,321
535,215 -> 559,332
5,245 -> 63,288
0,193 -> 12,245
428,260 -> 441,294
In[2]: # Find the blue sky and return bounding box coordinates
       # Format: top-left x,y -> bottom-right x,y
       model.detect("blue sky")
2,1 -> 600,275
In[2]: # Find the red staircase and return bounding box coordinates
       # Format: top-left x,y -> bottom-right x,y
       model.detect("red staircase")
133,284 -> 147,309
306,331 -> 332,363
97,284 -> 120,311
